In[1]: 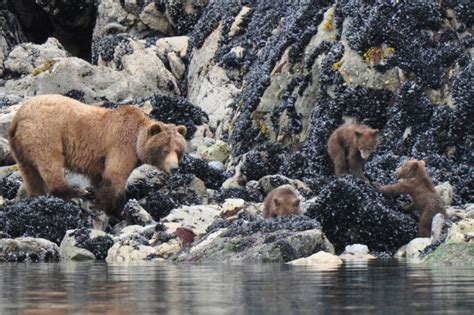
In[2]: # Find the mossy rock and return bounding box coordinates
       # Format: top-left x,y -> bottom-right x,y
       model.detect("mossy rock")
423,242 -> 474,267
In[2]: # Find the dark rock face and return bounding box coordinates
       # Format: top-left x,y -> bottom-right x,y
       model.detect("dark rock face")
134,95 -> 208,140
305,176 -> 417,253
91,34 -> 134,69
1,196 -> 90,244
7,0 -> 96,59
154,0 -> 210,35
73,227 -> 114,260
0,171 -> 22,200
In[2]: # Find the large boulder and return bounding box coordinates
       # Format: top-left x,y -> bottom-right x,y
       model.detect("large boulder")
60,228 -> 114,261
176,212 -> 334,263
0,237 -> 60,262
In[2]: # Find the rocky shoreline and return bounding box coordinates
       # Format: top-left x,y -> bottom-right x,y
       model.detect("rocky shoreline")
0,0 -> 473,266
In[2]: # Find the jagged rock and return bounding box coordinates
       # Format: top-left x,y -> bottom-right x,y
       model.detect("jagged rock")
287,251 -> 343,267
176,212 -> 334,263
0,237 -> 60,262
4,37 -> 68,75
60,229 -> 114,261
431,213 -> 446,245
156,36 -> 189,59
139,2 -> 173,34
187,24 -> 241,131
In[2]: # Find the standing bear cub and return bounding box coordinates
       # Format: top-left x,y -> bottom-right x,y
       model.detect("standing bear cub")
262,185 -> 301,219
8,94 -> 187,216
327,123 -> 379,182
374,160 -> 446,237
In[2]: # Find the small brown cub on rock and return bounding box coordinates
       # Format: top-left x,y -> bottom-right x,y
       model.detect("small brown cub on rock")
263,185 -> 301,218
327,123 -> 379,181
8,94 -> 187,216
374,160 -> 446,237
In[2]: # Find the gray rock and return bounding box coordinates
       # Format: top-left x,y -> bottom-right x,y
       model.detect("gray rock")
435,182 -> 453,206
4,37 -> 68,75
162,205 -> 222,235
0,237 -> 60,262
0,9 -> 26,76
60,229 -> 114,261
288,251 -> 342,268
176,213 -> 334,263
60,230 -> 97,261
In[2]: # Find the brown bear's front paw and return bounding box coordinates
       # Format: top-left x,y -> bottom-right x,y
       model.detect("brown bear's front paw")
372,182 -> 382,190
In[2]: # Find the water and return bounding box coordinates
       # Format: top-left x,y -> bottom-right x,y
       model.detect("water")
1,260 -> 473,314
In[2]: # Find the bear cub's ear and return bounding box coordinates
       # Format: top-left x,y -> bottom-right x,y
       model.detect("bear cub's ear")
148,123 -> 162,136
177,125 -> 187,137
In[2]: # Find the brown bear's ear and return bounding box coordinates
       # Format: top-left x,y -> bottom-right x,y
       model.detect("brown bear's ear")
354,130 -> 363,138
418,160 -> 425,167
177,125 -> 187,137
148,123 -> 162,136
293,199 -> 300,207
274,197 -> 282,207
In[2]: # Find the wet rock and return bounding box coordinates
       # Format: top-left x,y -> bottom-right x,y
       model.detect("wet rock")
288,251 -> 343,268
122,199 -> 155,226
240,144 -> 286,182
2,196 -> 89,244
0,237 -> 60,262
177,212 -> 334,263
106,239 -> 158,263
423,242 -> 474,267
405,238 -> 431,263
344,244 -> 369,256
60,229 -> 114,261
306,176 -> 417,253
126,164 -> 168,199
4,37 -> 68,75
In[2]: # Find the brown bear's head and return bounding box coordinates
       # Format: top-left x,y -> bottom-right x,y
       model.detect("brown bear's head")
395,159 -> 426,179
137,122 -> 187,174
354,128 -> 379,160
271,185 -> 301,217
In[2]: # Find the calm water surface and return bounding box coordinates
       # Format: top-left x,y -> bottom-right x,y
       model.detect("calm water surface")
1,260 -> 473,314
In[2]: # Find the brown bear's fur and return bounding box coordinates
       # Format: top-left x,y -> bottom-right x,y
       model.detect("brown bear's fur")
262,185 -> 301,218
8,94 -> 187,216
327,123 -> 379,181
374,160 -> 446,237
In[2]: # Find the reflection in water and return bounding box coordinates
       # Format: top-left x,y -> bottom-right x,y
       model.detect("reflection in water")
1,260 -> 474,314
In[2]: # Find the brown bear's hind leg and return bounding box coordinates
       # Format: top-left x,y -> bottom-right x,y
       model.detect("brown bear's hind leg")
37,158 -> 85,199
348,147 -> 368,182
328,141 -> 348,176
419,210 -> 433,238
18,162 -> 47,197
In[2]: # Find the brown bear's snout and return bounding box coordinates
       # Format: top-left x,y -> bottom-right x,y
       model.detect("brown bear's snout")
163,151 -> 180,174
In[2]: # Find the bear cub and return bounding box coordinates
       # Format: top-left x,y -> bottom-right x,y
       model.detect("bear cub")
263,185 -> 301,218
374,159 -> 446,237
8,94 -> 187,216
327,123 -> 379,182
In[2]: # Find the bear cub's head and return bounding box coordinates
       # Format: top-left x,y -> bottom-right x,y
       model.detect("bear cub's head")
395,159 -> 425,179
137,122 -> 187,174
354,128 -> 379,160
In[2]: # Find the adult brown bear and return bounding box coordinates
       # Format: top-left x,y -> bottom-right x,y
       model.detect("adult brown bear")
8,94 -> 187,216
